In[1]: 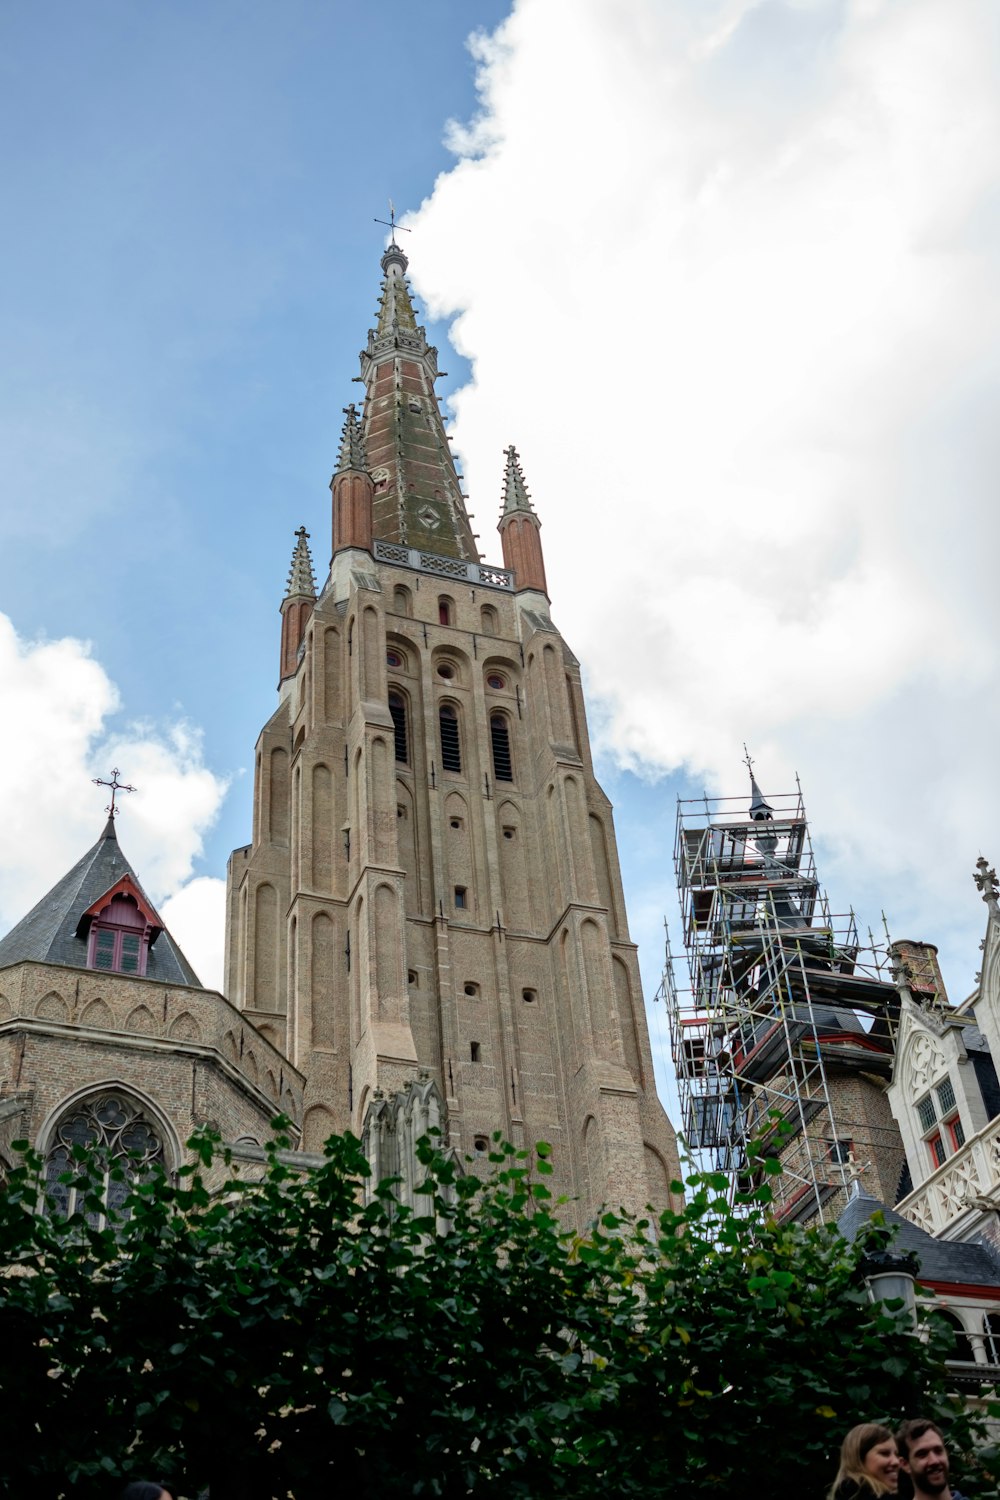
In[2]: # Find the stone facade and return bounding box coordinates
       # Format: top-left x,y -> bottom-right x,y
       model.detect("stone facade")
225,244 -> 681,1224
0,952 -> 300,1190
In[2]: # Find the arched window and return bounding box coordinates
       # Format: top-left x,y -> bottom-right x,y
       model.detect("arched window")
481,604 -> 498,635
44,1092 -> 165,1229
938,1310 -> 976,1364
438,596 -> 453,626
393,586 -> 412,617
388,691 -> 408,764
490,712 -> 513,781
86,890 -> 152,975
439,704 -> 462,773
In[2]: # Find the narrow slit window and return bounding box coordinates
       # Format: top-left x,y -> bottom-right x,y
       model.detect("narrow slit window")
490,712 -> 513,781
438,597 -> 452,626
470,1041 -> 481,1063
440,704 -> 462,772
388,691 -> 408,764
454,886 -> 467,910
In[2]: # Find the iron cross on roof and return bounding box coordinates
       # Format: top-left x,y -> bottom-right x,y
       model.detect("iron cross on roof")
374,199 -> 412,246
93,767 -> 137,819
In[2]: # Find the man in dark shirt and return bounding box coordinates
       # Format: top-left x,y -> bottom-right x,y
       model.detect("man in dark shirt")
896,1419 -> 967,1500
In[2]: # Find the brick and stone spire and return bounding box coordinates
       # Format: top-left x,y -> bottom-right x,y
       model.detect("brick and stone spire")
498,445 -> 548,597
331,403 -> 374,558
279,526 -> 316,681
359,242 -> 477,561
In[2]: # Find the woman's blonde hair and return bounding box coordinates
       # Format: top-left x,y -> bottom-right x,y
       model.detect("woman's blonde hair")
827,1423 -> 898,1499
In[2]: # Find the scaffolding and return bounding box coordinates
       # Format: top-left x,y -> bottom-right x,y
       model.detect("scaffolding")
662,779 -> 899,1224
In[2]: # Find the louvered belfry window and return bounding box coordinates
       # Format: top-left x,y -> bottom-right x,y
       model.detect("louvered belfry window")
490,713 -> 513,781
439,704 -> 461,772
388,691 -> 408,764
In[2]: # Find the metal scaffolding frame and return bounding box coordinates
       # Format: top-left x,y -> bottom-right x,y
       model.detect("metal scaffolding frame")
661,780 -> 898,1223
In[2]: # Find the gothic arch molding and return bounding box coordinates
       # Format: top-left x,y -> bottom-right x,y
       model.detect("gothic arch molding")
36,1078 -> 182,1173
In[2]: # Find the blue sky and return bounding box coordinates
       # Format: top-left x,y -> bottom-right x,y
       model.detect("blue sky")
3,0 -> 1000,1122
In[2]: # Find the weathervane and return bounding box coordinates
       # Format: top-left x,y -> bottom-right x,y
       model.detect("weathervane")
93,767 -> 137,819
374,198 -> 412,247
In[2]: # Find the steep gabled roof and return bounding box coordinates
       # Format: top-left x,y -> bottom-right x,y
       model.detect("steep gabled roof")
0,818 -> 202,987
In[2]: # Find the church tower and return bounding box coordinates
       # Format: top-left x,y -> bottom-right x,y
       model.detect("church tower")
225,241 -> 679,1219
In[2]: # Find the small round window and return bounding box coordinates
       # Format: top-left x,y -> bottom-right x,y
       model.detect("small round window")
486,673 -> 505,690
386,650 -> 403,669
437,662 -> 456,680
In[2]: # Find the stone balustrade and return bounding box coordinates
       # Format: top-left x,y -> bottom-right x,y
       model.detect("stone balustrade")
896,1112 -> 1000,1234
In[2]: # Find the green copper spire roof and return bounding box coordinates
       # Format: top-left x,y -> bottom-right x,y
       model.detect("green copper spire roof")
336,402 -> 367,474
359,245 -> 478,561
285,526 -> 317,601
500,445 -> 536,518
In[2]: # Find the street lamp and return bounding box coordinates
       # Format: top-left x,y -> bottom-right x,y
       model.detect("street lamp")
858,1247 -> 919,1331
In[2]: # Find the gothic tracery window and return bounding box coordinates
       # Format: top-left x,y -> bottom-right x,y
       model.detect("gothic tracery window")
44,1092 -> 165,1229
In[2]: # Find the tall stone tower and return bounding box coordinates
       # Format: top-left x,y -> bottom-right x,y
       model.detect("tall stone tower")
225,241 -> 679,1219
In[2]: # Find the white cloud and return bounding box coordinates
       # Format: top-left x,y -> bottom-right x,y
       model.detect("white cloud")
0,613 -> 228,987
161,876 -> 227,994
408,0 -> 1000,996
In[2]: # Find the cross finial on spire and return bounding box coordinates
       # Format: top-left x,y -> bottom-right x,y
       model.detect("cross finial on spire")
93,767 -> 136,820
374,198 -> 412,248
285,526 -> 317,600
336,403 -> 368,474
742,742 -> 754,773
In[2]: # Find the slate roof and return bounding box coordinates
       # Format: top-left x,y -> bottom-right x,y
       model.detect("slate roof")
0,818 -> 202,988
838,1185 -> 1000,1287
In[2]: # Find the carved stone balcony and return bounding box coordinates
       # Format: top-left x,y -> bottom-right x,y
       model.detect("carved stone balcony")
373,539 -> 514,591
896,1112 -> 1000,1235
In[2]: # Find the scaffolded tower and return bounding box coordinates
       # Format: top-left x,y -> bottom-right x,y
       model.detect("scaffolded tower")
663,773 -> 903,1224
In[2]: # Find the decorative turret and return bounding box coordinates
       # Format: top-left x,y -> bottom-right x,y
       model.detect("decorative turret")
331,403 -> 374,559
498,445 -> 548,597
279,526 -> 317,681
359,244 -> 478,560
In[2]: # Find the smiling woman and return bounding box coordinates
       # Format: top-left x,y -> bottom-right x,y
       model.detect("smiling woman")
828,1424 -> 901,1500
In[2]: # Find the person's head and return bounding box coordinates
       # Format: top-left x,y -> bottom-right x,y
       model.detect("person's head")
829,1423 -> 901,1497
896,1420 -> 950,1497
119,1484 -> 173,1500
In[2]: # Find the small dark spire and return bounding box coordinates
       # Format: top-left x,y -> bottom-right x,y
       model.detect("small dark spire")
336,403 -> 368,474
285,526 -> 317,600
500,445 -> 535,519
101,815 -> 118,842
743,744 -> 774,822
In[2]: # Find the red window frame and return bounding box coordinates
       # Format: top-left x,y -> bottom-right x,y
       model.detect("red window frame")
88,922 -> 147,976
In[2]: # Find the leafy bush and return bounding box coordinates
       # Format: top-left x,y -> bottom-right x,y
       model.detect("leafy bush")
0,1125 -> 994,1498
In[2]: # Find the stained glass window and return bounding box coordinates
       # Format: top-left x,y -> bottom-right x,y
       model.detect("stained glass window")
44,1093 -> 164,1229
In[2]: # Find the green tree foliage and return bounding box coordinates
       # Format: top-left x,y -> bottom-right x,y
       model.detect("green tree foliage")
0,1126 -> 996,1498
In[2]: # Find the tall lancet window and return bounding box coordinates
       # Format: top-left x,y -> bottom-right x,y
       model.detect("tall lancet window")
490,712 -> 513,782
388,691 -> 409,764
439,704 -> 462,773
44,1092 -> 165,1229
